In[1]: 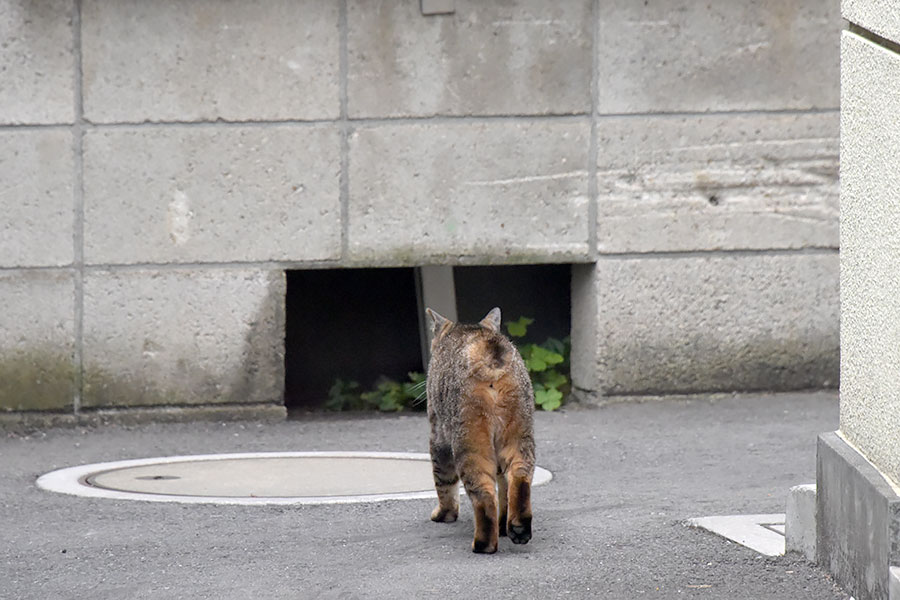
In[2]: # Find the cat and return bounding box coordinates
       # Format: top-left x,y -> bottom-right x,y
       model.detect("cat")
425,306 -> 536,554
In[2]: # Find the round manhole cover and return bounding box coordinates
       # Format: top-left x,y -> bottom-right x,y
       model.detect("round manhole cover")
36,452 -> 553,505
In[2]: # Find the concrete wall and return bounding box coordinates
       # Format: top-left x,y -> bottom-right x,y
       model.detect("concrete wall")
576,0 -> 842,399
0,0 -> 841,416
814,5 -> 900,599
840,13 -> 900,487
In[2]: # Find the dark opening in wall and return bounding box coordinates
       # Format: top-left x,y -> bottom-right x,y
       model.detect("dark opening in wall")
284,264 -> 572,413
454,264 -> 571,345
284,268 -> 423,411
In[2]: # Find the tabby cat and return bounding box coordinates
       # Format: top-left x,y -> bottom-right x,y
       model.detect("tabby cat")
425,307 -> 536,554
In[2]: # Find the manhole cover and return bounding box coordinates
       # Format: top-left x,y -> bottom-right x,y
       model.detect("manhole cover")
36,452 -> 553,505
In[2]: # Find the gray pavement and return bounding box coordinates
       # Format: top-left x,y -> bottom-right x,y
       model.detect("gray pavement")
1,392 -> 849,599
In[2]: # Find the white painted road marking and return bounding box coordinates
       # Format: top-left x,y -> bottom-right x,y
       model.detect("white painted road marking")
688,514 -> 786,556
36,451 -> 553,506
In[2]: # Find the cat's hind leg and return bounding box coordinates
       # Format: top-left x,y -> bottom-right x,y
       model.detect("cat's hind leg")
457,434 -> 500,553
429,441 -> 459,523
497,470 -> 508,537
500,444 -> 534,545
506,470 -> 532,544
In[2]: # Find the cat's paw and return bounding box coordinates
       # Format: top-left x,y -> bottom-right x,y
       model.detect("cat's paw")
471,538 -> 498,554
430,506 -> 458,523
507,517 -> 532,544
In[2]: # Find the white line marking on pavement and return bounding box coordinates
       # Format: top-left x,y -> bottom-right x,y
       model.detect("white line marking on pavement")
36,451 -> 553,506
687,514 -> 786,557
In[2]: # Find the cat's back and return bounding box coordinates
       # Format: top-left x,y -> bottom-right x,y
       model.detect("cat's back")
426,324 -> 478,412
427,324 -> 531,415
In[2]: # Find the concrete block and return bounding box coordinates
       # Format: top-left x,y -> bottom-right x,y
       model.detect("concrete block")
417,265 -> 457,367
347,0 -> 591,117
82,269 -> 285,408
817,432 -> 900,600
596,112 -> 839,253
0,0 -> 75,124
570,263 -> 599,396
892,567 -> 900,600
81,0 -> 339,123
75,403 -> 287,427
0,271 -> 75,411
844,0 -> 900,46
0,403 -> 287,432
348,120 -> 590,264
597,0 -> 842,113
578,253 -> 838,396
83,125 -> 341,265
785,483 -> 817,562
0,129 -> 74,267
840,32 -> 900,487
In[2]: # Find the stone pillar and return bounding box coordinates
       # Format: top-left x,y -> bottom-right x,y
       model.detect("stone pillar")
816,6 -> 900,599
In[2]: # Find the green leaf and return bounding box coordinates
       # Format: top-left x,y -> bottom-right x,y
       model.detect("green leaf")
541,349 -> 565,367
541,396 -> 562,411
402,372 -> 425,398
360,389 -> 381,410
379,394 -> 403,412
325,379 -> 361,411
506,316 -> 534,338
525,355 -> 547,372
540,370 -> 568,390
402,380 -> 423,398
542,337 -> 566,355
526,345 -> 563,372
534,387 -> 563,411
362,379 -> 405,412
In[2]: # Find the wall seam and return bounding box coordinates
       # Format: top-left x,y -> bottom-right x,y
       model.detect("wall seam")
592,386 -> 839,400
594,107 -> 841,119
338,0 -> 350,261
597,247 -> 839,261
0,123 -> 73,131
0,108 -> 842,132
0,246 -> 836,275
68,257 -> 594,272
29,113 -> 592,129
72,0 -> 85,416
847,22 -> 900,56
587,0 -> 599,261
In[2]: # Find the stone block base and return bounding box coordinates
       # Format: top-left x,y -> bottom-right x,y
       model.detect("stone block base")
786,483 -> 817,562
817,432 -> 900,600
0,403 -> 286,434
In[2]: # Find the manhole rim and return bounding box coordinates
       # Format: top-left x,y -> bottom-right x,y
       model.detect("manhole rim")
36,451 -> 553,506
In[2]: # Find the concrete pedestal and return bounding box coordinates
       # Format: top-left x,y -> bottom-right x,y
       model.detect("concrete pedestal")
817,433 -> 900,600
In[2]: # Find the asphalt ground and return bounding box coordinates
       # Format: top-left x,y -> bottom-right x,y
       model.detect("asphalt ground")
1,392 -> 849,599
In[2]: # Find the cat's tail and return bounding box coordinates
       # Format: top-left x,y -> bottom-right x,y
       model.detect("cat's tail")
466,336 -> 509,382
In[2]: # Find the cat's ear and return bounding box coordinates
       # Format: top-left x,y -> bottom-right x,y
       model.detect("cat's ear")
479,307 -> 501,333
425,308 -> 451,336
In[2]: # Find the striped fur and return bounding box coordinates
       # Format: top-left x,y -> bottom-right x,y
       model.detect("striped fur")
425,307 -> 536,554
